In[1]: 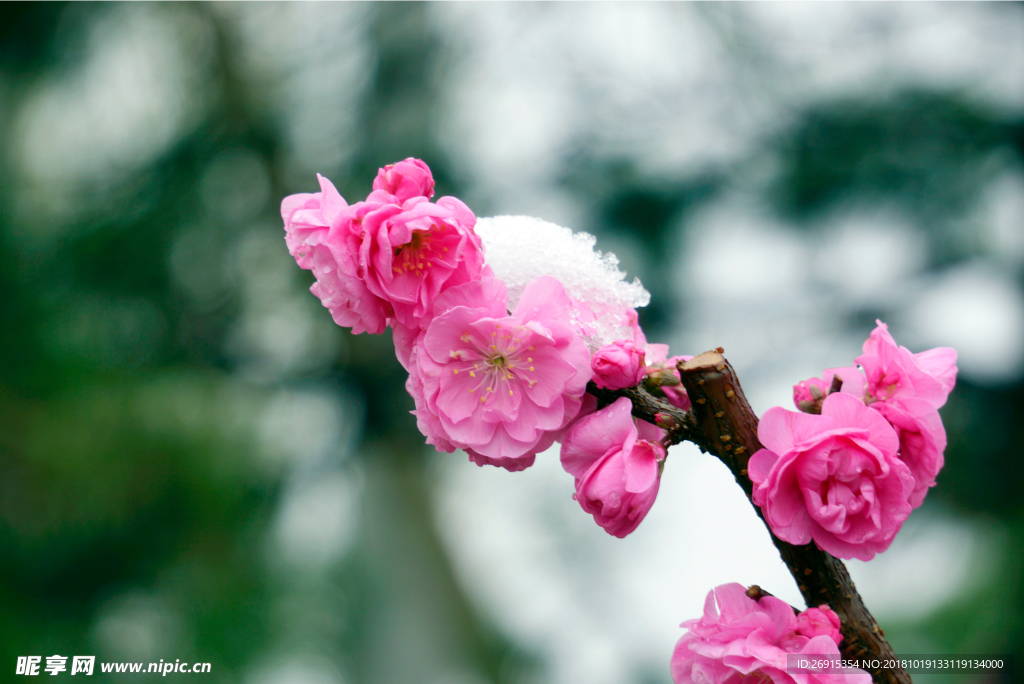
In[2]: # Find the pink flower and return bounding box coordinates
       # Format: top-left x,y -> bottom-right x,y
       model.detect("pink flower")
749,393 -> 915,561
281,173 -> 345,270
357,194 -> 486,330
857,320 -> 957,409
372,158 -> 435,203
853,321 -> 955,507
280,163 -> 487,336
591,340 -> 646,390
406,338 -> 456,454
793,366 -> 866,414
869,399 -> 946,508
671,584 -> 869,684
409,276 -> 592,471
795,606 -> 843,644
645,343 -> 693,411
560,397 -> 664,538
282,175 -> 393,334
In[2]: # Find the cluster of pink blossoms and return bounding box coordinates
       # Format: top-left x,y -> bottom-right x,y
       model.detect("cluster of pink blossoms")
672,584 -> 870,684
282,159 -> 690,537
284,160 -> 960,677
751,321 -> 957,561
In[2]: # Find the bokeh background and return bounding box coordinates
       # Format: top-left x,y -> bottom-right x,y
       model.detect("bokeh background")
1,3 -> 1022,683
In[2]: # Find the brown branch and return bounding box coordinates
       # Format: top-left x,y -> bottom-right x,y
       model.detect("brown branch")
585,381 -> 701,447
675,350 -> 910,684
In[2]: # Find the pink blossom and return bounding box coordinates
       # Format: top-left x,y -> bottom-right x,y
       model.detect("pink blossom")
372,157 -> 436,203
406,337 -> 456,454
281,173 -> 344,270
392,321 -> 420,372
409,276 -> 592,471
560,397 -> 664,538
282,175 -> 393,334
869,398 -> 946,508
671,583 -> 869,684
793,366 -> 866,413
281,163 -> 487,336
795,606 -> 843,644
645,343 -> 693,411
857,320 -> 957,409
749,393 -> 915,561
358,194 -> 486,330
591,340 -> 646,390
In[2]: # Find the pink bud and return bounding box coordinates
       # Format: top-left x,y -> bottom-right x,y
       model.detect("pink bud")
591,340 -> 646,390
372,158 -> 435,202
561,398 -> 661,538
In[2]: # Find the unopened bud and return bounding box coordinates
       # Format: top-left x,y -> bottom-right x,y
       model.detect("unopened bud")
645,366 -> 681,387
797,400 -> 821,415
654,412 -> 676,429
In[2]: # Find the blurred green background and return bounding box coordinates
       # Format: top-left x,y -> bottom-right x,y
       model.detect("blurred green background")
1,3 -> 1022,683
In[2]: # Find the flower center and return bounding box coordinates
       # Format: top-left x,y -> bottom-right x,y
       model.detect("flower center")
448,323 -> 541,405
393,228 -> 440,275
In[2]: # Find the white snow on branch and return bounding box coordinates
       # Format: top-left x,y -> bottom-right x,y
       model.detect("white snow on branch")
475,215 -> 650,350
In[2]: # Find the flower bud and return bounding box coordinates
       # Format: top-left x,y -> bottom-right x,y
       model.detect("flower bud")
591,340 -> 646,390
561,398 -> 662,538
654,412 -> 676,429
372,158 -> 435,202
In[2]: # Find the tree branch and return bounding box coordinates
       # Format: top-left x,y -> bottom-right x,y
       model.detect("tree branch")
585,381 -> 701,447
675,350 -> 911,684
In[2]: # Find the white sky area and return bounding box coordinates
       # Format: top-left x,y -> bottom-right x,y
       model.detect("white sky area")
8,3 -> 1022,683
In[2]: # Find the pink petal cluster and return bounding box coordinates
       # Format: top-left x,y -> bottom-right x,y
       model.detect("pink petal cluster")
790,321 -> 957,509
281,160 -> 486,338
795,606 -> 843,644
868,399 -> 946,508
560,397 -> 664,538
857,321 -> 956,506
407,276 -> 592,471
591,339 -> 646,390
373,158 -> 435,202
750,393 -> 914,560
671,583 -> 869,684
284,160 -> 686,493
858,321 -> 956,408
282,175 -> 388,334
